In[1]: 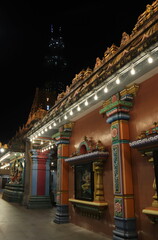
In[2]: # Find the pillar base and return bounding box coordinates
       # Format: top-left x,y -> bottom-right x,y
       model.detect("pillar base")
2,183 -> 24,203
54,204 -> 69,224
113,217 -> 138,240
27,195 -> 52,209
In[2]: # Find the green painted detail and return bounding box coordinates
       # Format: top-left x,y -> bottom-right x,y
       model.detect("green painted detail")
100,100 -> 133,114
57,156 -> 69,160
112,139 -> 130,144
52,131 -> 71,139
112,145 -> 121,194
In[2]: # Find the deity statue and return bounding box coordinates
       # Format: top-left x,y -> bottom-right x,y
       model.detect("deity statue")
65,85 -> 71,95
94,57 -> 102,69
84,67 -> 92,78
56,91 -> 65,103
103,44 -> 119,62
132,3 -> 155,34
72,69 -> 85,85
120,32 -> 130,47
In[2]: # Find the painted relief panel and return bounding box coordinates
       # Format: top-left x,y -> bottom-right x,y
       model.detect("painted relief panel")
10,158 -> 24,184
75,162 -> 94,201
112,144 -> 122,194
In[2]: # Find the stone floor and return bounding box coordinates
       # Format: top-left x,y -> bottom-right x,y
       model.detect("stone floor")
0,194 -> 111,240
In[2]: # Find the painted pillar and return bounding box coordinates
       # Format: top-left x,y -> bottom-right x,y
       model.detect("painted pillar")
53,128 -> 72,224
27,149 -> 52,208
100,85 -> 139,240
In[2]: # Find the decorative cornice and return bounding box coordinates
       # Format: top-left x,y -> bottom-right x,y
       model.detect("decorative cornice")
130,135 -> 158,148
65,151 -> 109,164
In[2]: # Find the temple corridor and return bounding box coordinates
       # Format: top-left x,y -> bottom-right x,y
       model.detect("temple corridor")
0,193 -> 110,240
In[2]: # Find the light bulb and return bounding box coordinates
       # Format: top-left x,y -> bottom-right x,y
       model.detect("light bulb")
70,110 -> 73,115
77,105 -> 81,111
104,86 -> 108,93
94,94 -> 98,100
49,125 -> 52,129
116,77 -> 120,84
85,100 -> 88,106
64,115 -> 67,120
130,67 -> 135,75
148,56 -> 153,64
53,122 -> 56,126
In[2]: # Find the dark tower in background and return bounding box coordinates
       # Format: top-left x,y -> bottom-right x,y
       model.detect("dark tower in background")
44,25 -> 68,93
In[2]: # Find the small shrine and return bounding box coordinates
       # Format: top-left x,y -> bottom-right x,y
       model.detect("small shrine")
65,137 -> 109,219
130,122 -> 158,223
2,152 -> 25,203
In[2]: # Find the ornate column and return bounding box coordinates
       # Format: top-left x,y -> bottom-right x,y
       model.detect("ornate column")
93,161 -> 104,201
27,149 -> 52,208
53,124 -> 72,223
100,85 -> 139,240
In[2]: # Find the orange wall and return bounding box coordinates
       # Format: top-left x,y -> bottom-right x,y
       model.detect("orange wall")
69,107 -> 114,238
129,73 -> 158,240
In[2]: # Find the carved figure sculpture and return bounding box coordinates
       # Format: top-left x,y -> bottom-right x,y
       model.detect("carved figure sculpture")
94,57 -> 102,69
120,32 -> 130,47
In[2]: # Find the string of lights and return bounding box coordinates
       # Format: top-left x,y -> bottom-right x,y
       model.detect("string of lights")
28,43 -> 158,146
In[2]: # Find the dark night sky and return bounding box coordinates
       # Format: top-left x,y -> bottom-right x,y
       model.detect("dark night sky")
0,0 -> 154,143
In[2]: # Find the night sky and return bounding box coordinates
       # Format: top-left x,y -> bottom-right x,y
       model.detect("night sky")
0,0 -> 154,143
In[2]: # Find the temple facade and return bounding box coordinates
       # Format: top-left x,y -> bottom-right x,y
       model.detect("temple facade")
1,1 -> 158,240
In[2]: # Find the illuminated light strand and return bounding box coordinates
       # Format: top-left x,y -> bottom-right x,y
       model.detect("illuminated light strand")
28,48 -> 157,140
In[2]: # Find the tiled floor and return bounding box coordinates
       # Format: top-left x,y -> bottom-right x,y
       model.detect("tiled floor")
0,194 -> 111,240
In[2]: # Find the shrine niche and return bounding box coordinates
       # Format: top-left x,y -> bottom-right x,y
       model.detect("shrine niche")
65,136 -> 109,219
130,122 -> 158,223
2,152 -> 25,203
75,162 -> 94,201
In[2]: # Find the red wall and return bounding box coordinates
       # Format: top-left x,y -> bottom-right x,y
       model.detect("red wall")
129,73 -> 158,240
68,73 -> 158,239
69,107 -> 114,238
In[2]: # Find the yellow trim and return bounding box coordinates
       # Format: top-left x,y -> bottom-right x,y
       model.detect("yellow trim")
142,208 -> 158,216
69,198 -> 108,207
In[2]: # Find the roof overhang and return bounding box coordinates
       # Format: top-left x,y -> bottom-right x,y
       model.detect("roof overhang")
26,43 -> 158,144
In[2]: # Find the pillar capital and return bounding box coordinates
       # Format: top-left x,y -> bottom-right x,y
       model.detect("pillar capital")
52,122 -> 73,145
100,84 -> 139,124
30,149 -> 53,162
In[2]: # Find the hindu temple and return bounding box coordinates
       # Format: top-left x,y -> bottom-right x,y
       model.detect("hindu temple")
0,1 -> 158,239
